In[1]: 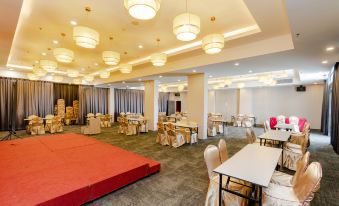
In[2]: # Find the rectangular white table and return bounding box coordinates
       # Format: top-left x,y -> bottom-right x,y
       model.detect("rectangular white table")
214,144 -> 282,206
259,130 -> 291,170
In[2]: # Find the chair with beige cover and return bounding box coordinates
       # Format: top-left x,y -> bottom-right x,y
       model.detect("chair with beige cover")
64,106 -> 74,125
138,120 -> 148,133
263,162 -> 322,206
126,119 -> 138,136
204,145 -> 249,206
282,131 -> 309,171
81,118 -> 101,135
117,117 -> 126,134
167,128 -> 185,148
246,128 -> 260,145
50,116 -> 63,133
28,116 -> 45,135
207,118 -> 217,137
156,122 -> 169,145
289,116 -> 300,133
44,114 -> 54,133
271,151 -> 310,187
218,139 -> 229,163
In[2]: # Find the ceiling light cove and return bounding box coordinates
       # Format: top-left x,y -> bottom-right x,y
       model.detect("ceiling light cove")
326,46 -> 334,51
124,0 -> 161,20
173,13 -> 200,41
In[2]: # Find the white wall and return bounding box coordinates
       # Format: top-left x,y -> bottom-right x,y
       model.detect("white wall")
208,91 -> 216,113
212,84 -> 324,129
169,92 -> 188,112
215,89 -> 238,121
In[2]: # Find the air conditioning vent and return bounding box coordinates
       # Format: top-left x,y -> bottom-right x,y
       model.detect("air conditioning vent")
277,78 -> 293,84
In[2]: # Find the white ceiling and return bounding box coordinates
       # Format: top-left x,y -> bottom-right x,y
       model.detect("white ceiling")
0,0 -> 337,86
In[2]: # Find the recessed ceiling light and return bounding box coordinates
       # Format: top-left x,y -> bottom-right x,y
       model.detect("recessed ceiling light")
234,62 -> 239,66
209,75 -> 213,78
8,68 -> 14,71
248,70 -> 253,73
41,52 -> 47,56
322,60 -> 328,64
52,40 -> 59,44
35,60 -> 39,64
126,85 -> 129,88
326,46 -> 334,51
313,82 -> 318,85
108,84 -> 111,86
159,75 -> 163,78
138,78 -> 142,81
122,81 -> 125,84
138,45 -> 143,49
70,20 -> 77,26
51,73 -> 55,76
94,62 -> 99,66
177,79 -> 181,82
192,69 -> 196,73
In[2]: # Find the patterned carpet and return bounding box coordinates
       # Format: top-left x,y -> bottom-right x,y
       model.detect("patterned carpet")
1,125 -> 338,206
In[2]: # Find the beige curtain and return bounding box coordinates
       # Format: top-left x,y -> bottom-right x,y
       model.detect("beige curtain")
114,89 -> 144,121
78,85 -> 109,124
16,79 -> 54,130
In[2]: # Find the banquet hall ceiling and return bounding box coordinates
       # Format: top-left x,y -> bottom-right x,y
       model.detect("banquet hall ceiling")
1,0 -> 295,84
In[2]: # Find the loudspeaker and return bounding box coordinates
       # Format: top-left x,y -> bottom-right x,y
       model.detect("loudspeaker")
296,85 -> 306,92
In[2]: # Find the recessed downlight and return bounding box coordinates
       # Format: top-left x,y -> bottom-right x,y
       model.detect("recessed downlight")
159,75 -> 163,78
209,75 -> 213,78
248,70 -> 253,73
192,69 -> 196,73
138,45 -> 143,49
8,68 -> 14,71
326,46 -> 334,51
234,62 -> 239,66
41,52 -> 47,56
122,81 -> 126,84
322,60 -> 328,64
70,20 -> 77,26
52,40 -> 59,44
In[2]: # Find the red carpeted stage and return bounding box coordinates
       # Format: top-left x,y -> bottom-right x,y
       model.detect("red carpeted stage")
0,134 -> 160,206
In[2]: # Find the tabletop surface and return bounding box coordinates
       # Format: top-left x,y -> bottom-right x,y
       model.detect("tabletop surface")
214,144 -> 282,187
127,118 -> 146,121
163,122 -> 198,128
260,130 -> 292,141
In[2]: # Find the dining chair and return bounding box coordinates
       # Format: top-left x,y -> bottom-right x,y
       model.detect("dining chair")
45,114 -> 54,133
167,129 -> 185,148
282,132 -> 309,171
50,116 -> 63,133
271,151 -> 310,187
207,118 -> 217,137
204,145 -> 248,206
277,115 -> 286,125
263,162 -> 322,206
218,139 -> 228,163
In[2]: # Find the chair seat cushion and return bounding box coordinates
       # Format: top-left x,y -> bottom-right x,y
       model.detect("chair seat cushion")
270,171 -> 293,187
285,142 -> 302,150
263,183 -> 299,206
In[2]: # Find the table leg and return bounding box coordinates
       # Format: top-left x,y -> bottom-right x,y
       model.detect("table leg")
219,174 -> 222,206
281,141 -> 284,170
259,186 -> 262,206
260,138 -> 262,146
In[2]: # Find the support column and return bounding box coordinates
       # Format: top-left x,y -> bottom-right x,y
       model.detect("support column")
144,80 -> 158,131
109,87 -> 115,122
187,73 -> 208,139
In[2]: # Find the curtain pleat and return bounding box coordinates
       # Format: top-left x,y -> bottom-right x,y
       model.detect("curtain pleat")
331,63 -> 339,154
114,89 -> 144,121
53,83 -> 79,106
321,80 -> 330,135
0,78 -> 15,131
15,79 -> 54,130
78,85 -> 109,124
158,92 -> 169,113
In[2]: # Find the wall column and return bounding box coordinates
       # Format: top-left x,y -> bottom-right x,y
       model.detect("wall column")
109,87 -> 115,122
144,80 -> 158,131
187,73 -> 208,139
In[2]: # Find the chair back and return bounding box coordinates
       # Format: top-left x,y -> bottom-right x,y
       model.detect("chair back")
292,151 -> 310,185
167,129 -> 176,137
218,139 -> 228,163
277,115 -> 286,124
96,113 -> 102,117
289,116 -> 299,125
204,145 -> 221,180
28,115 -> 38,120
45,114 -> 54,119
293,162 -> 322,204
246,128 -> 254,144
264,120 -> 271,132
87,113 -> 94,118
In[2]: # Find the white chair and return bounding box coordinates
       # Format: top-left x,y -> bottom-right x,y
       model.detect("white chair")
218,139 -> 228,163
289,116 -> 300,133
263,162 -> 322,206
207,119 -> 217,137
277,115 -> 286,125
167,129 -> 185,148
271,151 -> 310,187
204,145 -> 248,206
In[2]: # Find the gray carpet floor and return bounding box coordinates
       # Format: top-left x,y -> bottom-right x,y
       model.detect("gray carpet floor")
1,125 -> 338,206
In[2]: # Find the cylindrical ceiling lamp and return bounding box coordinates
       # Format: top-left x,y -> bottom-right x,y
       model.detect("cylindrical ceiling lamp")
67,69 -> 79,78
150,53 -> 167,66
119,64 -> 133,74
27,73 -> 39,80
73,26 -> 100,49
39,60 -> 58,72
124,0 -> 161,20
73,78 -> 82,84
84,75 -> 94,82
102,51 -> 120,65
173,13 -> 200,41
202,33 -> 224,54
99,70 -> 110,79
53,48 -> 74,63
53,75 -> 63,82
